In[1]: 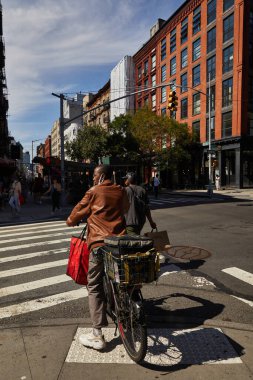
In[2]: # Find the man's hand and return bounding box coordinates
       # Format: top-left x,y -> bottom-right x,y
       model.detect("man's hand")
66,217 -> 75,227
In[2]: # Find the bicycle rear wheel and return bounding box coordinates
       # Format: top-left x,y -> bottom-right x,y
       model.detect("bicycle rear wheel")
117,289 -> 147,363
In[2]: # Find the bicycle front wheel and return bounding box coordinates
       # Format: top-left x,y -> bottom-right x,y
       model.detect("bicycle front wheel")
117,289 -> 147,363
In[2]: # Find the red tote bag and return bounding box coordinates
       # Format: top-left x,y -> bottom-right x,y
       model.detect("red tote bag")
66,228 -> 90,285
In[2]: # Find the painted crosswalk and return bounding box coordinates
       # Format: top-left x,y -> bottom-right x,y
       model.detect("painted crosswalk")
0,221 -> 87,320
149,195 -> 215,208
0,219 -> 252,325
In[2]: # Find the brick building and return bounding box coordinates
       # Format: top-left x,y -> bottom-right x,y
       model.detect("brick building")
44,135 -> 51,158
133,0 -> 253,188
85,80 -> 110,129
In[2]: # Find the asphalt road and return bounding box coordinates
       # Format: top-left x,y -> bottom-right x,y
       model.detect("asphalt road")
0,194 -> 252,327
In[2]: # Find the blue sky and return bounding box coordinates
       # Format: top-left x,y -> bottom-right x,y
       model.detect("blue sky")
2,0 -> 185,157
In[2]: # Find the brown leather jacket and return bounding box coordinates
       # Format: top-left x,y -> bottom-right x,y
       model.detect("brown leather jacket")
66,180 -> 129,250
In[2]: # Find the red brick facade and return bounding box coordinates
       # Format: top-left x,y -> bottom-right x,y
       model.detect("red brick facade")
133,0 -> 253,188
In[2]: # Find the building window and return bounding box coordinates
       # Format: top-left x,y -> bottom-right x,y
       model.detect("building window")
181,17 -> 188,44
170,79 -> 176,91
207,55 -> 216,81
222,77 -> 233,107
170,27 -> 176,53
249,12 -> 253,67
223,13 -> 234,42
207,27 -> 216,53
206,85 -> 216,112
222,111 -> 232,137
161,38 -> 166,61
152,93 -> 156,108
144,78 -> 149,89
144,96 -> 149,106
181,72 -> 188,93
161,65 -> 166,82
192,120 -> 200,141
248,76 -> 253,112
193,93 -> 201,115
161,86 -> 166,103
192,38 -> 201,61
138,66 -> 142,79
144,60 -> 148,75
206,117 -> 215,140
207,0 -> 216,25
170,56 -> 176,76
223,44 -> 233,73
151,74 -> 156,87
193,5 -> 201,35
161,107 -> 166,115
181,98 -> 188,119
181,47 -> 188,69
192,65 -> 201,87
223,0 -> 234,12
151,54 -> 156,69
137,86 -> 142,98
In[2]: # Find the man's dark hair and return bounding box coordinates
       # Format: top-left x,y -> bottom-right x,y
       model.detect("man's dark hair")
126,172 -> 137,184
96,164 -> 113,180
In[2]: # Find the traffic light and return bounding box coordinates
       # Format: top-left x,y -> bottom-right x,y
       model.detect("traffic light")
168,90 -> 178,111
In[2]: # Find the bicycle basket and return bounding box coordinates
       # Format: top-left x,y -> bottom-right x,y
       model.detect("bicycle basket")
103,248 -> 160,285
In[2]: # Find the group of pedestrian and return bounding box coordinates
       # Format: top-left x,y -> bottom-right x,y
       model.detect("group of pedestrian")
66,164 -> 157,351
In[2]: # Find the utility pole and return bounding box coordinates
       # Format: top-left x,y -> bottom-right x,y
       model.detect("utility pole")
52,93 -> 66,201
208,73 -> 213,198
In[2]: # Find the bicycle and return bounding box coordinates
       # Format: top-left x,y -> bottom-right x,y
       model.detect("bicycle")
100,235 -> 159,363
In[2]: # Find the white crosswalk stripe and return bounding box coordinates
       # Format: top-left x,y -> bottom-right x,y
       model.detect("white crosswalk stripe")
222,267 -> 253,286
0,220 -> 87,320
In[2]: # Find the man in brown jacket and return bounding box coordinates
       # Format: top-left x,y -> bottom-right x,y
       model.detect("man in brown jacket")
66,164 -> 129,350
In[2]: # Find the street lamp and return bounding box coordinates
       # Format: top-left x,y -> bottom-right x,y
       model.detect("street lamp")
31,138 -> 44,181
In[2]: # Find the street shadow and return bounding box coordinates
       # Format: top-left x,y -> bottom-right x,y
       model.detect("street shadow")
142,324 -> 244,372
149,193 -> 252,210
142,293 -> 244,371
145,293 -> 224,327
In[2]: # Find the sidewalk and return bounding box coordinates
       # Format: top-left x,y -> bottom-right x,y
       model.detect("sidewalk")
0,194 -> 73,226
1,304 -> 252,379
160,187 -> 253,200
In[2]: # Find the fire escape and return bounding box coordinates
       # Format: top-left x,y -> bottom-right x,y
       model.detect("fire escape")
0,1 -> 9,158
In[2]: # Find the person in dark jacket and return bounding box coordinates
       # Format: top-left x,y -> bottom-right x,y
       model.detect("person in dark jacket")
123,172 -> 156,235
66,164 -> 129,351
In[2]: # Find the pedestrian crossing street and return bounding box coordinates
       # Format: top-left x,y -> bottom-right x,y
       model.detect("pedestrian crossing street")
0,220 -> 252,322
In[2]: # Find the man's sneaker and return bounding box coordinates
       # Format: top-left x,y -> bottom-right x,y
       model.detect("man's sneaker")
79,332 -> 106,350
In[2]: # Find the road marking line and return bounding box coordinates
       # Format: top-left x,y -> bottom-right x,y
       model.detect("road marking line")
0,288 -> 87,319
0,231 -> 75,244
0,274 -> 72,297
222,267 -> 253,286
159,264 -> 182,277
0,220 -> 67,231
0,226 -> 82,238
0,238 -> 70,252
66,327 -> 242,365
232,296 -> 253,308
0,259 -> 68,278
0,248 -> 67,263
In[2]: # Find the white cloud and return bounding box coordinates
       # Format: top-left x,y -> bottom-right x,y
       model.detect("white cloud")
2,0 -> 184,152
